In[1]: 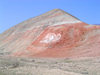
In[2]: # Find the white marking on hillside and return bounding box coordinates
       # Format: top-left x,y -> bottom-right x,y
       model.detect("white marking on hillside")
50,21 -> 81,26
40,33 -> 61,43
30,21 -> 81,30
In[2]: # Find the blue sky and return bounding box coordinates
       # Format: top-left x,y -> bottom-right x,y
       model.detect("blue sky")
0,0 -> 100,33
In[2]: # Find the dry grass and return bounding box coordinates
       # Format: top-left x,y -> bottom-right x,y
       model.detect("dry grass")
0,57 -> 100,75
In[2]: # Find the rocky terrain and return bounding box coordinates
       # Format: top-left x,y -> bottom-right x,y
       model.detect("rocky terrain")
0,9 -> 100,75
0,57 -> 100,75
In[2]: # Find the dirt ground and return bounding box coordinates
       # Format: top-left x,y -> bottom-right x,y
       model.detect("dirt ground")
0,56 -> 100,75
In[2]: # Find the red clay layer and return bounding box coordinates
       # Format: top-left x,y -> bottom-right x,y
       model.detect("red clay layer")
13,22 -> 100,58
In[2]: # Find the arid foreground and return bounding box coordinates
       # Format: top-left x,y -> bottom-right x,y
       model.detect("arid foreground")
0,56 -> 100,75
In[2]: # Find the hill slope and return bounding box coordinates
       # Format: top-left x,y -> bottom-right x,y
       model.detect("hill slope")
0,9 -> 100,58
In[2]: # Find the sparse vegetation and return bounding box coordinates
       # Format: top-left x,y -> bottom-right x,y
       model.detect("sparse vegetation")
0,57 -> 100,75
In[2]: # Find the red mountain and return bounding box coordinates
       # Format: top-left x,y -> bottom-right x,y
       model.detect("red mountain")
0,9 -> 100,58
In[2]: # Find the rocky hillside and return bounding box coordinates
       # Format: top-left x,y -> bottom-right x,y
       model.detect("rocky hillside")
0,9 -> 100,58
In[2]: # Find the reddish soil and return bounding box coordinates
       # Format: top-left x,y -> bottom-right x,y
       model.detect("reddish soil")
13,22 -> 100,58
